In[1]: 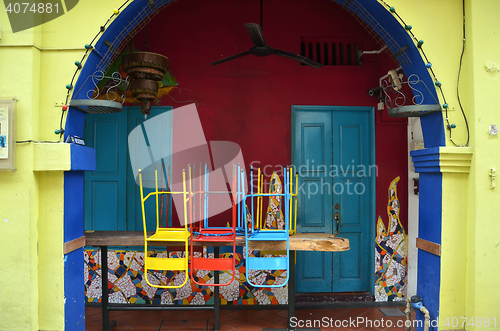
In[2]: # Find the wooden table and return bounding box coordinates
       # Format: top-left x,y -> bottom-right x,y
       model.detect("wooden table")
85,231 -> 349,331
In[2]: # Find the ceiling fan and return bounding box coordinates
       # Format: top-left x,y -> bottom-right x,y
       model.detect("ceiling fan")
210,3 -> 322,68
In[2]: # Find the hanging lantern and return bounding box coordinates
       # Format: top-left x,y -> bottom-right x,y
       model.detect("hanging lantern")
121,52 -> 169,115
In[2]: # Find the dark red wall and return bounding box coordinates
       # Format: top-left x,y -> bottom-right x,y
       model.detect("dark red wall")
131,0 -> 408,230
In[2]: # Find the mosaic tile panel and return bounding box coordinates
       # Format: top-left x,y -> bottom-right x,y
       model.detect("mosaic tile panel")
374,176 -> 408,302
84,248 -> 288,305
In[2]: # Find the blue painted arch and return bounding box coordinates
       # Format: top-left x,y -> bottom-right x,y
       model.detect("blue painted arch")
63,1 -> 444,330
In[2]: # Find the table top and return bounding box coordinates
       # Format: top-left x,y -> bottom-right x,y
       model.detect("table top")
84,231 -> 349,252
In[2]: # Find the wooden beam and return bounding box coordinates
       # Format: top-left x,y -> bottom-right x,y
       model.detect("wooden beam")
416,237 -> 441,256
64,236 -> 86,255
84,231 -> 349,252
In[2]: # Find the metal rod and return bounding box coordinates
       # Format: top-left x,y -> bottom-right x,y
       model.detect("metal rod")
251,166 -> 254,233
288,249 -> 296,331
214,246 -> 220,331
108,305 -> 214,310
101,246 -> 111,331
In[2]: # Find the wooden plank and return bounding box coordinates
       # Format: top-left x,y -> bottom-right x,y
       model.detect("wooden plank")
416,237 -> 441,256
249,233 -> 349,252
64,236 -> 86,255
84,231 -> 349,252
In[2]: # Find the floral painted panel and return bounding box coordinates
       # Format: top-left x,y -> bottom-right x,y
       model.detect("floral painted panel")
374,176 -> 408,302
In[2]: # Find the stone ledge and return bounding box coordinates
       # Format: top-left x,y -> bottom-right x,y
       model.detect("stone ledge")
411,147 -> 473,174
34,143 -> 95,171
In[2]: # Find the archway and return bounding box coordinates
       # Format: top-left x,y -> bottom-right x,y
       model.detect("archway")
63,0 -> 444,329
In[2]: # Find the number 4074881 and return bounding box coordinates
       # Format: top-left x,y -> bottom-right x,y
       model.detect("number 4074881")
6,3 -> 59,14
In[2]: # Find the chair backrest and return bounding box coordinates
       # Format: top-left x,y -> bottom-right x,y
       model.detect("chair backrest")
139,167 -> 191,289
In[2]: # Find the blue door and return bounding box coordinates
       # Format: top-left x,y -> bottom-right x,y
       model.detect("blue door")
292,106 -> 375,293
84,107 -> 172,232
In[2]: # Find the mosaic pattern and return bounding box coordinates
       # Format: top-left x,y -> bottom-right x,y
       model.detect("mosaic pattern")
265,172 -> 284,229
85,249 -> 288,305
374,177 -> 408,302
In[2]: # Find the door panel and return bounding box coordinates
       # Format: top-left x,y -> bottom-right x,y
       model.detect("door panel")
293,106 -> 374,293
297,251 -> 329,292
294,110 -> 333,292
84,113 -> 127,231
91,182 -> 120,230
300,178 -> 327,228
84,107 -> 172,232
332,110 -> 372,291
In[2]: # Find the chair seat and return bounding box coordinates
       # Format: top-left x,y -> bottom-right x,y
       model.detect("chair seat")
147,228 -> 191,241
193,229 -> 235,243
247,230 -> 288,241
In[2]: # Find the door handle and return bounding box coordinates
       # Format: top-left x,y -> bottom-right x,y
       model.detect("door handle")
334,212 -> 340,236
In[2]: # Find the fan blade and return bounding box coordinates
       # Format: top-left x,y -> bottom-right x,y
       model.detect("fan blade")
245,23 -> 267,46
210,50 -> 252,65
272,48 -> 323,68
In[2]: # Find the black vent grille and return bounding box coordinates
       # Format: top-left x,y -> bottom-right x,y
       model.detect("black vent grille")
300,37 -> 360,66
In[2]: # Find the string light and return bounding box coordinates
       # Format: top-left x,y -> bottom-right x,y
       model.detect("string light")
57,0 -> 131,136
380,1 -> 469,147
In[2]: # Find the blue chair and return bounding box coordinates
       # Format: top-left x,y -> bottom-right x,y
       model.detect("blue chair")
243,166 -> 295,287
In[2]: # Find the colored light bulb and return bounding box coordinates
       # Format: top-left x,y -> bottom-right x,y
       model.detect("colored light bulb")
435,81 -> 441,87
390,6 -> 395,12
66,84 -> 73,90
405,25 -> 412,30
85,44 -> 92,50
62,105 -> 68,111
426,62 -> 432,68
113,8 -> 119,14
443,103 -> 449,109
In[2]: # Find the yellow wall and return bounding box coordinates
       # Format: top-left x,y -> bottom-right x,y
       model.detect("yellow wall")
0,8 -> 42,329
37,171 -> 65,330
0,1 -> 123,330
464,0 -> 500,329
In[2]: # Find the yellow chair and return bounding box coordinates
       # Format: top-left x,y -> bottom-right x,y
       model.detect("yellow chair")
139,168 -> 191,289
